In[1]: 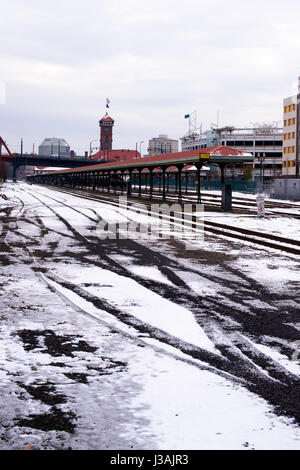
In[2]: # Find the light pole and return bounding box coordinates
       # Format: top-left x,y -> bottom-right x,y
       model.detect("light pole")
262,152 -> 266,182
258,152 -> 266,188
250,123 -> 256,181
139,141 -> 144,157
90,139 -> 98,157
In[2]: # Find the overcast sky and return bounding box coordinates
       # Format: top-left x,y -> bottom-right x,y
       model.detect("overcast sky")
1,0 -> 300,154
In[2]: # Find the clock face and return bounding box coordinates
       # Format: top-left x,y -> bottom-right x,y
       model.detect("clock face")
104,127 -> 110,132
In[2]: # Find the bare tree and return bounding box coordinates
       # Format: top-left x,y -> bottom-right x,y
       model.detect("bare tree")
254,122 -> 277,135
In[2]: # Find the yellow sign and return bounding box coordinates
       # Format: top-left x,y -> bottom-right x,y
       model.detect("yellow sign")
200,153 -> 210,159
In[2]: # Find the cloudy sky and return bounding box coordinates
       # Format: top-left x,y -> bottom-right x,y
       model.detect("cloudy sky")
1,0 -> 300,154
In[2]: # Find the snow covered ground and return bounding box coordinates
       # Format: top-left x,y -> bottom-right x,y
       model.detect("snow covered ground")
0,182 -> 299,450
202,214 -> 300,242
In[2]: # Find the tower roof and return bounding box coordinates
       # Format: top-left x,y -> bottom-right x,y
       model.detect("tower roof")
99,113 -> 114,123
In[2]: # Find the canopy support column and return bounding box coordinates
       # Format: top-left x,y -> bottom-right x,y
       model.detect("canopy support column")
138,169 -> 142,198
195,163 -> 203,204
149,169 -> 154,200
177,164 -> 183,203
162,167 -> 167,201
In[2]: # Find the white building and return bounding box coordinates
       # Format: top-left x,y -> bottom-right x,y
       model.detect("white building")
181,125 -> 283,178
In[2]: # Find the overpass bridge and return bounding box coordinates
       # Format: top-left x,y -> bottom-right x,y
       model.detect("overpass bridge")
0,137 -> 105,180
11,154 -> 104,179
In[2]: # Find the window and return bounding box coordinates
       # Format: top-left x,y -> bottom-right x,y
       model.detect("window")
272,152 -> 283,157
282,161 -> 286,167
284,120 -> 287,127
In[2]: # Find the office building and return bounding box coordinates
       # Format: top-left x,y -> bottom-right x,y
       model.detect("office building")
148,135 -> 178,156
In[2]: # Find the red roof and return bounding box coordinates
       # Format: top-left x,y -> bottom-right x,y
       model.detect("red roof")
92,145 -> 245,166
92,149 -> 141,162
43,146 -> 251,176
99,114 -> 114,123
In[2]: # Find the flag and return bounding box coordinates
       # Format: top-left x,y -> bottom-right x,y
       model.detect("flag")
184,114 -> 190,119
106,98 -> 110,108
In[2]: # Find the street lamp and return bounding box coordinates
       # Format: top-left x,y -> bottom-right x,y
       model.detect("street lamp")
257,152 -> 266,186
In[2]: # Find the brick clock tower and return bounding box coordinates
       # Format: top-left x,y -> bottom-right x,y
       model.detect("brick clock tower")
99,113 -> 114,161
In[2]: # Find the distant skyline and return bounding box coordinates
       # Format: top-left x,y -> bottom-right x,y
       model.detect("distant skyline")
1,0 -> 300,154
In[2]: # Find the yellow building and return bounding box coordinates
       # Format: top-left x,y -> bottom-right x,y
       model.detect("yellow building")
282,95 -> 297,176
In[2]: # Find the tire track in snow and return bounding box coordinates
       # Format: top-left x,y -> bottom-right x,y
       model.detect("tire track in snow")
19,185 -> 300,424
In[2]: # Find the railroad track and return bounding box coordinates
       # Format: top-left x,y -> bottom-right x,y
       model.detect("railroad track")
42,182 -> 300,217
141,189 -> 300,218
14,184 -> 300,424
145,189 -> 300,217
35,184 -> 300,256
152,188 -> 300,209
119,185 -> 300,215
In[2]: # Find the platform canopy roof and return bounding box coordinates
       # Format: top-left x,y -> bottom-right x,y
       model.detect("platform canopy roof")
40,146 -> 254,176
